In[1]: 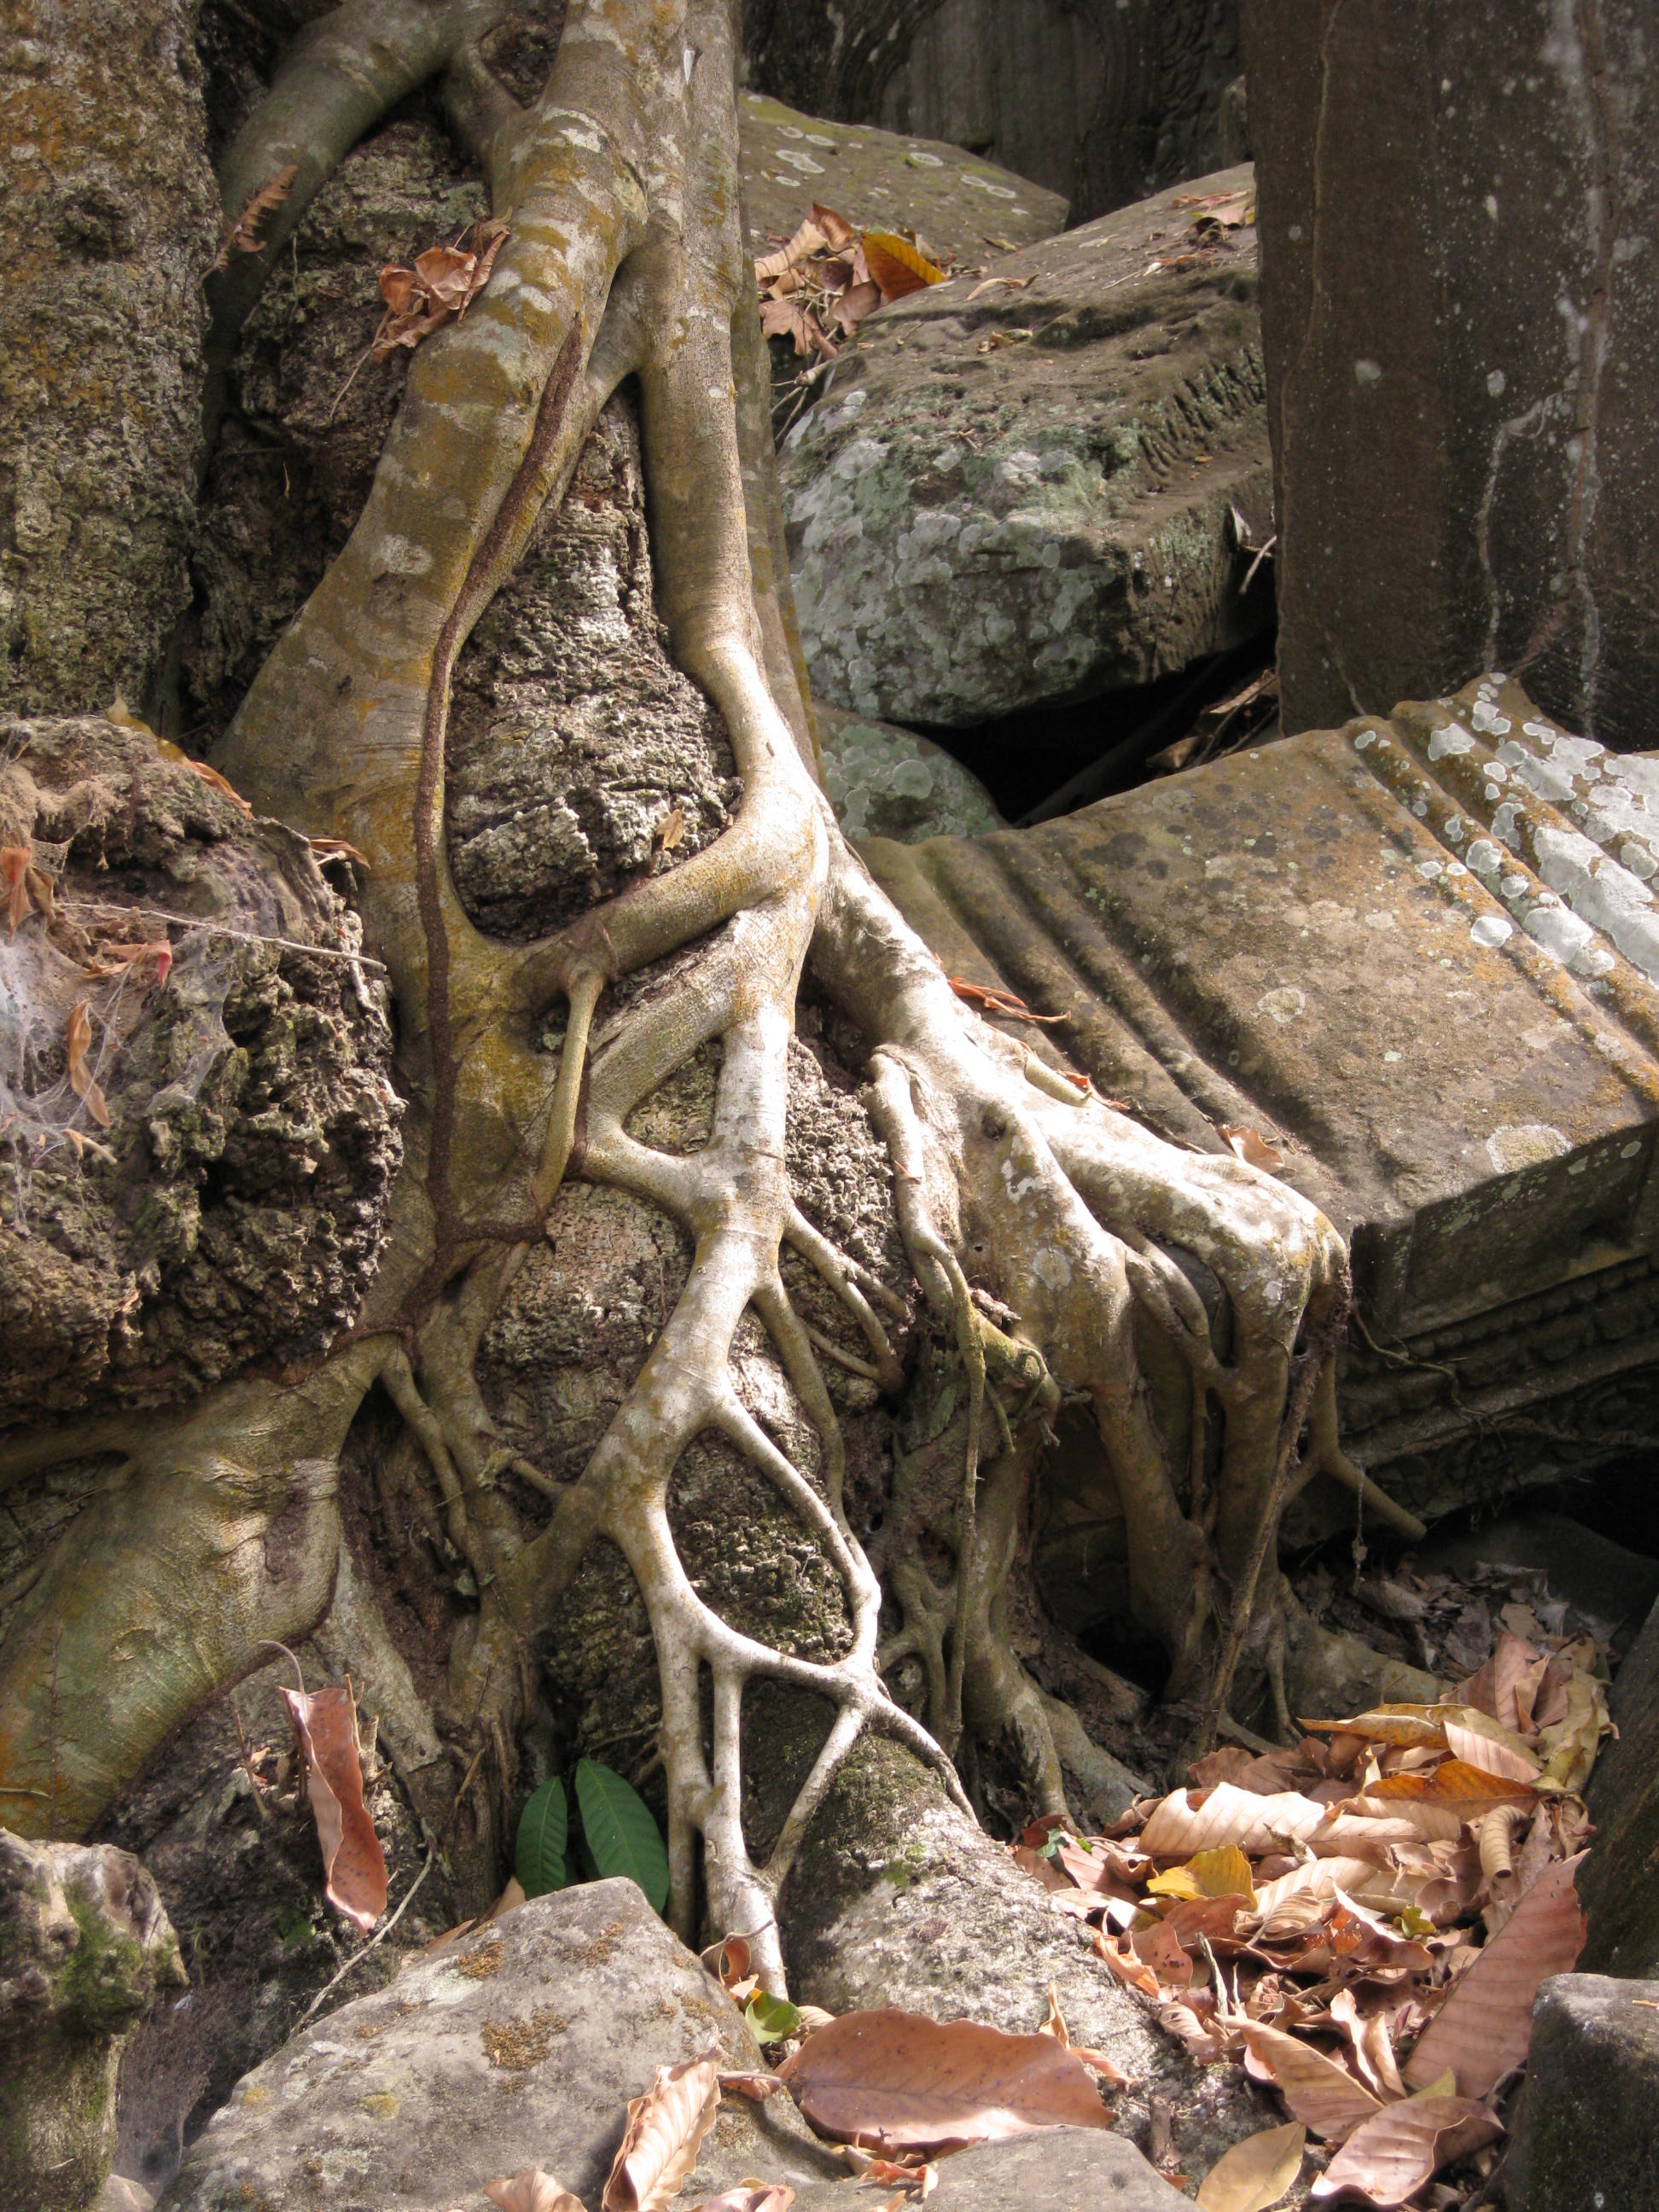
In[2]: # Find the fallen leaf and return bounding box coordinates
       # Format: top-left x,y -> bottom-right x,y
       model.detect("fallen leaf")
2,847 -> 30,936
1309,2086 -> 1502,2207
84,940 -> 173,987
1439,1721 -> 1540,1784
486,2174 -> 585,2212
1534,1668 -> 1610,1793
833,279 -> 883,332
746,1991 -> 802,2046
966,274 -> 1034,300
603,2047 -> 721,2212
777,2009 -> 1112,2155
1095,1930 -> 1161,1998
211,162 -> 298,272
701,1934 -> 752,1987
1330,1989 -> 1405,2101
809,202 -> 856,251
1039,1981 -> 1128,2085
1195,2121 -> 1306,2211
65,1000 -> 111,1129
183,755 -> 254,816
308,836 -> 371,868
719,2071 -> 785,2102
659,808 -> 686,852
1401,1851 -> 1586,2096
946,975 -> 1067,1025
1457,1633 -> 1545,1732
1238,2023 -> 1382,2143
1220,1123 -> 1285,1172
862,231 -> 946,302
1148,1844 -> 1257,1908
684,2192 -> 795,2212
278,1676 -> 388,1932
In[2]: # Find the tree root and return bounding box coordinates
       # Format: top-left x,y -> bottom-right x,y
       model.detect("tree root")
0,0 -> 1429,2002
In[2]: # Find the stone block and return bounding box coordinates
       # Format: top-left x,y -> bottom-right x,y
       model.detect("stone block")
790,2128 -> 1188,2209
1242,1 -> 1659,754
781,166 -> 1272,731
864,675 -> 1659,1530
1504,1974 -> 1659,2211
817,704 -> 1002,843
159,1879 -> 841,2212
1579,1595 -> 1659,1977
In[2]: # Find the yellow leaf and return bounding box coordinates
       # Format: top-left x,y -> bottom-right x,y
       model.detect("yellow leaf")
862,231 -> 946,302
1147,1844 -> 1257,1908
1196,2122 -> 1306,2212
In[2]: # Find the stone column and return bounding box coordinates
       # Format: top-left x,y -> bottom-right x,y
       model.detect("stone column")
1240,1 -> 1659,749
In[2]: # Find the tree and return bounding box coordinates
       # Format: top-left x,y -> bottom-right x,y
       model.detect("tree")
0,0 -> 1392,2005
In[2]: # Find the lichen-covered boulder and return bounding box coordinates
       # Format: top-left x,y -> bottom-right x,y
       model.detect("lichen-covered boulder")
816,704 -> 1002,843
0,0 -> 218,718
159,1880 -> 840,2212
779,165 -> 1271,731
0,715 -> 400,1418
1,1829 -> 185,2212
739,92 -> 1065,265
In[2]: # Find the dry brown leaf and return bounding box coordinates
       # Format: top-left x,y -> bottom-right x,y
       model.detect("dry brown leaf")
486,2174 -> 585,2212
701,1934 -> 753,1987
862,231 -> 946,302
65,1000 -> 111,1129
1142,1783 -> 1415,1861
659,808 -> 686,853
1220,1123 -> 1285,1172
1038,1981 -> 1128,2085
1535,1668 -> 1610,1793
833,279 -> 883,332
776,2008 -> 1112,2155
84,940 -> 173,987
183,755 -> 254,816
1363,1759 -> 1537,1825
1195,2121 -> 1306,2212
1095,1930 -> 1161,1998
1309,2084 -> 1502,2207
1401,1851 -> 1586,2096
2,846 -> 30,937
1457,1633 -> 1545,1732
603,2047 -> 721,2212
1238,2023 -> 1382,2143
1330,1990 -> 1405,2101
1441,1720 -> 1540,1783
211,162 -> 298,271
684,2191 -> 795,2212
809,202 -> 856,250
756,217 -> 832,282
278,1676 -> 388,1932
308,836 -> 372,867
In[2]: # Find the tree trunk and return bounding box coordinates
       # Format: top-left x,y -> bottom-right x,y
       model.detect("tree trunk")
0,0 -> 1405,2151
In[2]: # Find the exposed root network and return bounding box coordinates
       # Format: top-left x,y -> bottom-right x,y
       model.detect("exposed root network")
0,0 -> 1429,1993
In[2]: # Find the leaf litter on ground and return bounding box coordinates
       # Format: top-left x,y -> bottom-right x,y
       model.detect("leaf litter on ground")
1002,1578 -> 1610,2206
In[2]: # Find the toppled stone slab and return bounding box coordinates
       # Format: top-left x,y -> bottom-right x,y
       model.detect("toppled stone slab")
160,1879 -> 841,2212
790,2129 -> 1188,2210
2,1830 -> 185,2212
1504,1974 -> 1659,2212
864,674 -> 1659,1534
1579,1594 -> 1659,1978
739,94 -> 1065,267
780,165 -> 1272,731
817,704 -> 1002,843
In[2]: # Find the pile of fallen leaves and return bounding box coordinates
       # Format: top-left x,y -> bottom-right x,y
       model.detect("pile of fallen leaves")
1143,183 -> 1256,278
1011,1621 -> 1610,2207
373,218 -> 509,359
754,202 -> 946,362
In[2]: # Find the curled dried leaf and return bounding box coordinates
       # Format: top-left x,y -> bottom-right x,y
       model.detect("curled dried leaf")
1194,2121 -> 1306,2212
603,2047 -> 722,2212
279,1677 -> 388,1933
1220,1124 -> 1285,1172
486,2174 -> 585,2212
65,1000 -> 111,1129
210,162 -> 298,272
84,940 -> 174,987
2,846 -> 30,937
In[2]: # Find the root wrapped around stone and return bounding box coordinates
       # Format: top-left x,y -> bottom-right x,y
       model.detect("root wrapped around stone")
0,0 -> 1426,2032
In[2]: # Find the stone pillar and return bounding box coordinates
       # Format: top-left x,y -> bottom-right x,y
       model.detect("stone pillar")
0,1831 -> 185,2212
1241,1 -> 1659,749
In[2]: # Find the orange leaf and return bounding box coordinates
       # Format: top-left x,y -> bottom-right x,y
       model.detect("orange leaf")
2,846 -> 30,937
861,231 -> 946,302
413,242 -> 478,311
1400,1851 -> 1586,2096
1309,2086 -> 1502,2207
210,161 -> 298,272
65,1000 -> 110,1128
379,263 -> 422,313
775,2009 -> 1112,2156
1220,1123 -> 1285,1173
185,755 -> 254,816
602,2047 -> 722,2212
279,1679 -> 388,1932
84,940 -> 173,987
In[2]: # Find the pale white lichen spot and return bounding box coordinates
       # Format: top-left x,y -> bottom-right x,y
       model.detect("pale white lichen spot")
1032,1246 -> 1073,1291
373,534 -> 433,577
1487,368 -> 1507,397
1487,1122 -> 1570,1173
1502,871 -> 1530,897
1257,986 -> 1306,1024
1470,912 -> 1514,948
1622,1140 -> 1644,1158
1354,358 -> 1383,384
1444,815 -> 1466,843
1428,721 -> 1474,760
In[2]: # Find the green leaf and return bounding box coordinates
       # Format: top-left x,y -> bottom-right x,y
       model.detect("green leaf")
573,1757 -> 669,1913
745,1991 -> 801,2046
515,1776 -> 568,1900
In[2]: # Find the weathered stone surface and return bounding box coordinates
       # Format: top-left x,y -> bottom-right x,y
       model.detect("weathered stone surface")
0,716 -> 399,1421
785,1742 -> 1278,2174
789,2129 -> 1188,2210
1243,1 -> 1659,754
879,0 -> 1242,223
0,0 -> 218,719
159,1880 -> 841,2212
1,1830 -> 185,2212
863,675 -> 1659,1539
780,167 -> 1272,731
818,703 -> 1002,843
741,92 -> 1064,265
1504,1974 -> 1659,2212
1579,1595 -> 1659,1978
